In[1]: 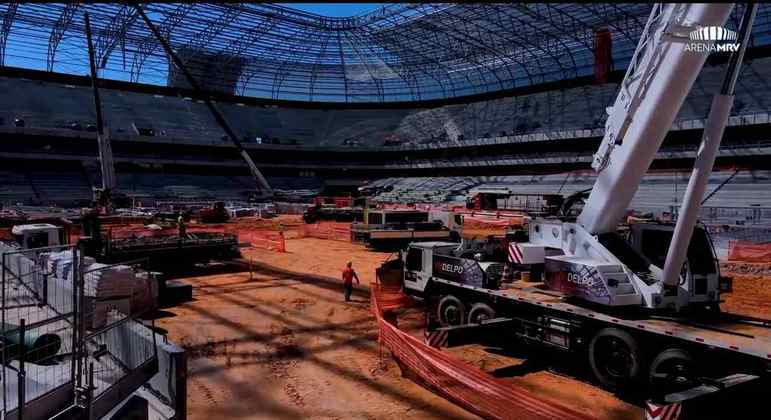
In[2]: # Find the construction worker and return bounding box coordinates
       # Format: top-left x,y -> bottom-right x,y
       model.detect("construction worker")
177,213 -> 187,238
342,261 -> 360,302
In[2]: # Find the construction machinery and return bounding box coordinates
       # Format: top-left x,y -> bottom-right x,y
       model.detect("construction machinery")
199,201 -> 231,224
7,213 -> 238,270
466,187 -> 565,216
382,3 -> 771,401
516,2 -> 750,312
134,4 -> 273,201
302,196 -> 369,224
80,212 -> 239,268
352,208 -> 457,249
84,12 -> 131,213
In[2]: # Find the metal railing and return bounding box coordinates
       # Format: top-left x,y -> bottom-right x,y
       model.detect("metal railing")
1,243 -> 78,420
1,243 -> 159,419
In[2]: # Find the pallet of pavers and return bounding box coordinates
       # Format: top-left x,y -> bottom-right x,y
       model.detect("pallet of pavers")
84,263 -> 137,301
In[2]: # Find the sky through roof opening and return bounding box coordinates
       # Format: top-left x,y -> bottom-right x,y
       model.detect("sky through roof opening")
278,3 -> 386,18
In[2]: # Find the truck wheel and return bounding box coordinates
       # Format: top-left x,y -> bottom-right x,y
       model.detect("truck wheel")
437,295 -> 466,327
649,348 -> 696,396
589,328 -> 643,390
468,303 -> 495,324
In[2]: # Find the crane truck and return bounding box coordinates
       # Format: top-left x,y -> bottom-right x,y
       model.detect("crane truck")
379,3 -> 771,400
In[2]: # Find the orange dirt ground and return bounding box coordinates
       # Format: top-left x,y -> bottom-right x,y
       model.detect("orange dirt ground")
158,239 -> 477,419
4,216 -> 768,418
158,235 -> 641,419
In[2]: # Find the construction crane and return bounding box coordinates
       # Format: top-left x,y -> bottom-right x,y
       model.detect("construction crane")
84,12 -> 119,213
523,2 -> 756,311
388,4 -> 770,398
133,3 -> 274,200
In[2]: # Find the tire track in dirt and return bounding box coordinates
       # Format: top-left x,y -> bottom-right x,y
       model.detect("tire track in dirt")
192,378 -> 218,407
267,322 -> 306,407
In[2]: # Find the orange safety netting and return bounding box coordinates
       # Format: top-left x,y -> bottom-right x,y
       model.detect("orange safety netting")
728,240 -> 771,263
378,203 -> 451,212
463,214 -> 524,229
300,222 -> 351,242
236,230 -> 286,252
101,224 -> 288,252
370,285 -> 593,420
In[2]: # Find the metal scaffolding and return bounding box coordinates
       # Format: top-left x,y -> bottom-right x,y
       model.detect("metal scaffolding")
0,3 -> 770,103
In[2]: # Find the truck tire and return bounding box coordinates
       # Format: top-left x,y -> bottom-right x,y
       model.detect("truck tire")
468,303 -> 495,324
589,328 -> 643,390
437,295 -> 466,327
649,348 -> 696,395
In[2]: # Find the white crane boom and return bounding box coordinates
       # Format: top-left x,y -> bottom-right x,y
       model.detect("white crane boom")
577,4 -> 734,234
661,3 -> 757,287
519,3 -> 758,311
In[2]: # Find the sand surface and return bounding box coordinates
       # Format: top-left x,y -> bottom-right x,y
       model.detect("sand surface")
158,237 -> 640,419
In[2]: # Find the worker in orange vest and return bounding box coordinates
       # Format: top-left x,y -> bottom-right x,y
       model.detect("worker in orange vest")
342,261 -> 360,302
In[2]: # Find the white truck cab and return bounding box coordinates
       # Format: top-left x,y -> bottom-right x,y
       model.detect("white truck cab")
11,224 -> 62,249
401,241 -> 504,296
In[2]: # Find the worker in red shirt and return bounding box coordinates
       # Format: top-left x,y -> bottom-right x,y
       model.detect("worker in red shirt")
342,261 -> 360,302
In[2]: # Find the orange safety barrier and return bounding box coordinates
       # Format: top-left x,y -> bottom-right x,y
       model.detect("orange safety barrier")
234,230 -> 286,252
370,285 -> 594,420
188,224 -> 287,252
728,240 -> 771,263
300,222 -> 351,242
463,214 -> 524,229
378,203 -> 450,212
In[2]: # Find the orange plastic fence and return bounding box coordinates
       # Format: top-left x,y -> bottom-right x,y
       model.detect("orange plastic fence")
233,229 -> 286,252
463,214 -> 524,229
370,285 -> 594,420
728,240 -> 771,263
300,222 -> 351,242
378,203 -> 450,211
72,221 -> 291,252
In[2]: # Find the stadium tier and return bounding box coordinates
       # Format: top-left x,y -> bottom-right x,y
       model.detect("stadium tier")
2,55 -> 771,148
369,172 -> 771,212
0,3 -> 771,208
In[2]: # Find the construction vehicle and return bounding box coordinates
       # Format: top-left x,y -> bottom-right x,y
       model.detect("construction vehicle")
381,3 -> 771,401
466,187 -> 565,215
352,208 -> 457,249
199,201 -> 230,224
81,212 -> 238,268
7,212 -> 239,270
303,203 -> 364,224
302,196 -> 367,223
10,223 -> 65,250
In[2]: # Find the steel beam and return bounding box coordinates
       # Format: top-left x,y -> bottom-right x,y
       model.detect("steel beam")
47,3 -> 79,72
96,4 -> 139,69
134,3 -> 273,197
0,2 -> 18,67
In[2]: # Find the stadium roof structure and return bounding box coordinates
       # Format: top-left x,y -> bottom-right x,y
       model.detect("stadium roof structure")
1,3 -> 770,103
